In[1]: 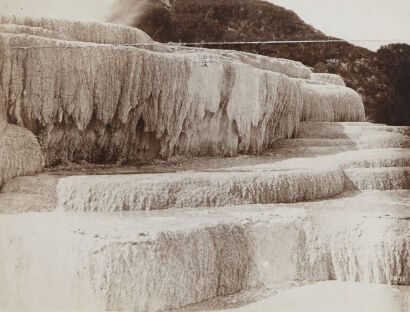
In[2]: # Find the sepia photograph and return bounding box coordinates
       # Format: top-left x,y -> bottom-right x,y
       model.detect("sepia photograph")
0,0 -> 409,311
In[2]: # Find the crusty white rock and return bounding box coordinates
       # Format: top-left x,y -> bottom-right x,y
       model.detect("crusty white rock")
310,73 -> 346,86
0,124 -> 44,188
0,15 -> 408,312
56,147 -> 410,212
0,17 -> 365,166
0,32 -> 303,164
56,168 -> 345,212
0,15 -> 153,44
344,167 -> 410,190
300,83 -> 365,122
1,191 -> 409,311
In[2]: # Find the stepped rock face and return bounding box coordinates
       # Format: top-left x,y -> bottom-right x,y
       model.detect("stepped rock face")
1,192 -> 409,311
0,125 -> 44,187
0,17 -> 365,167
0,120 -> 408,311
300,83 -> 365,122
344,167 -> 410,190
0,16 -> 408,312
0,16 -> 153,44
57,168 -> 346,212
56,147 -> 409,212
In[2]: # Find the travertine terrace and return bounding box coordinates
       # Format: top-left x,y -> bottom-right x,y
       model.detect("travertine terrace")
0,17 -> 408,312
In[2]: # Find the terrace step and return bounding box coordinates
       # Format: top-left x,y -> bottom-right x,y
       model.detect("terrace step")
1,190 -> 409,312
274,137 -> 410,149
54,149 -> 409,212
345,167 -> 410,190
1,147 -> 408,212
297,122 -> 410,139
1,122 -> 409,311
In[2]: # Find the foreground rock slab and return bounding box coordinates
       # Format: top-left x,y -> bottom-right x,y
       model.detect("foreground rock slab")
176,281 -> 410,312
1,191 -> 409,311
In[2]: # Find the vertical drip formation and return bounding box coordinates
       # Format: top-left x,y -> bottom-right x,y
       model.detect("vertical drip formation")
0,211 -> 407,311
0,16 -> 365,168
1,34 -> 304,165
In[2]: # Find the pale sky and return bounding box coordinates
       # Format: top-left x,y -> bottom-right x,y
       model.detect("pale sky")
1,0 -> 409,51
270,0 -> 410,50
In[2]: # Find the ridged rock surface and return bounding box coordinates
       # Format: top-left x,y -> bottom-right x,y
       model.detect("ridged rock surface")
57,168 -> 346,212
56,144 -> 410,212
1,120 -> 409,311
1,16 -> 405,312
300,83 -> 365,122
0,94 -> 5,134
0,17 -> 365,166
0,124 -> 44,188
0,16 -> 153,44
298,122 -> 410,138
0,32 -> 302,165
179,282 -> 410,312
310,73 -> 346,86
344,167 -> 410,190
1,191 -> 409,312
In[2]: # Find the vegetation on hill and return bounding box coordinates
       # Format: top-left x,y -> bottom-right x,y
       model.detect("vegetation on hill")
376,44 -> 410,125
111,0 -> 409,125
